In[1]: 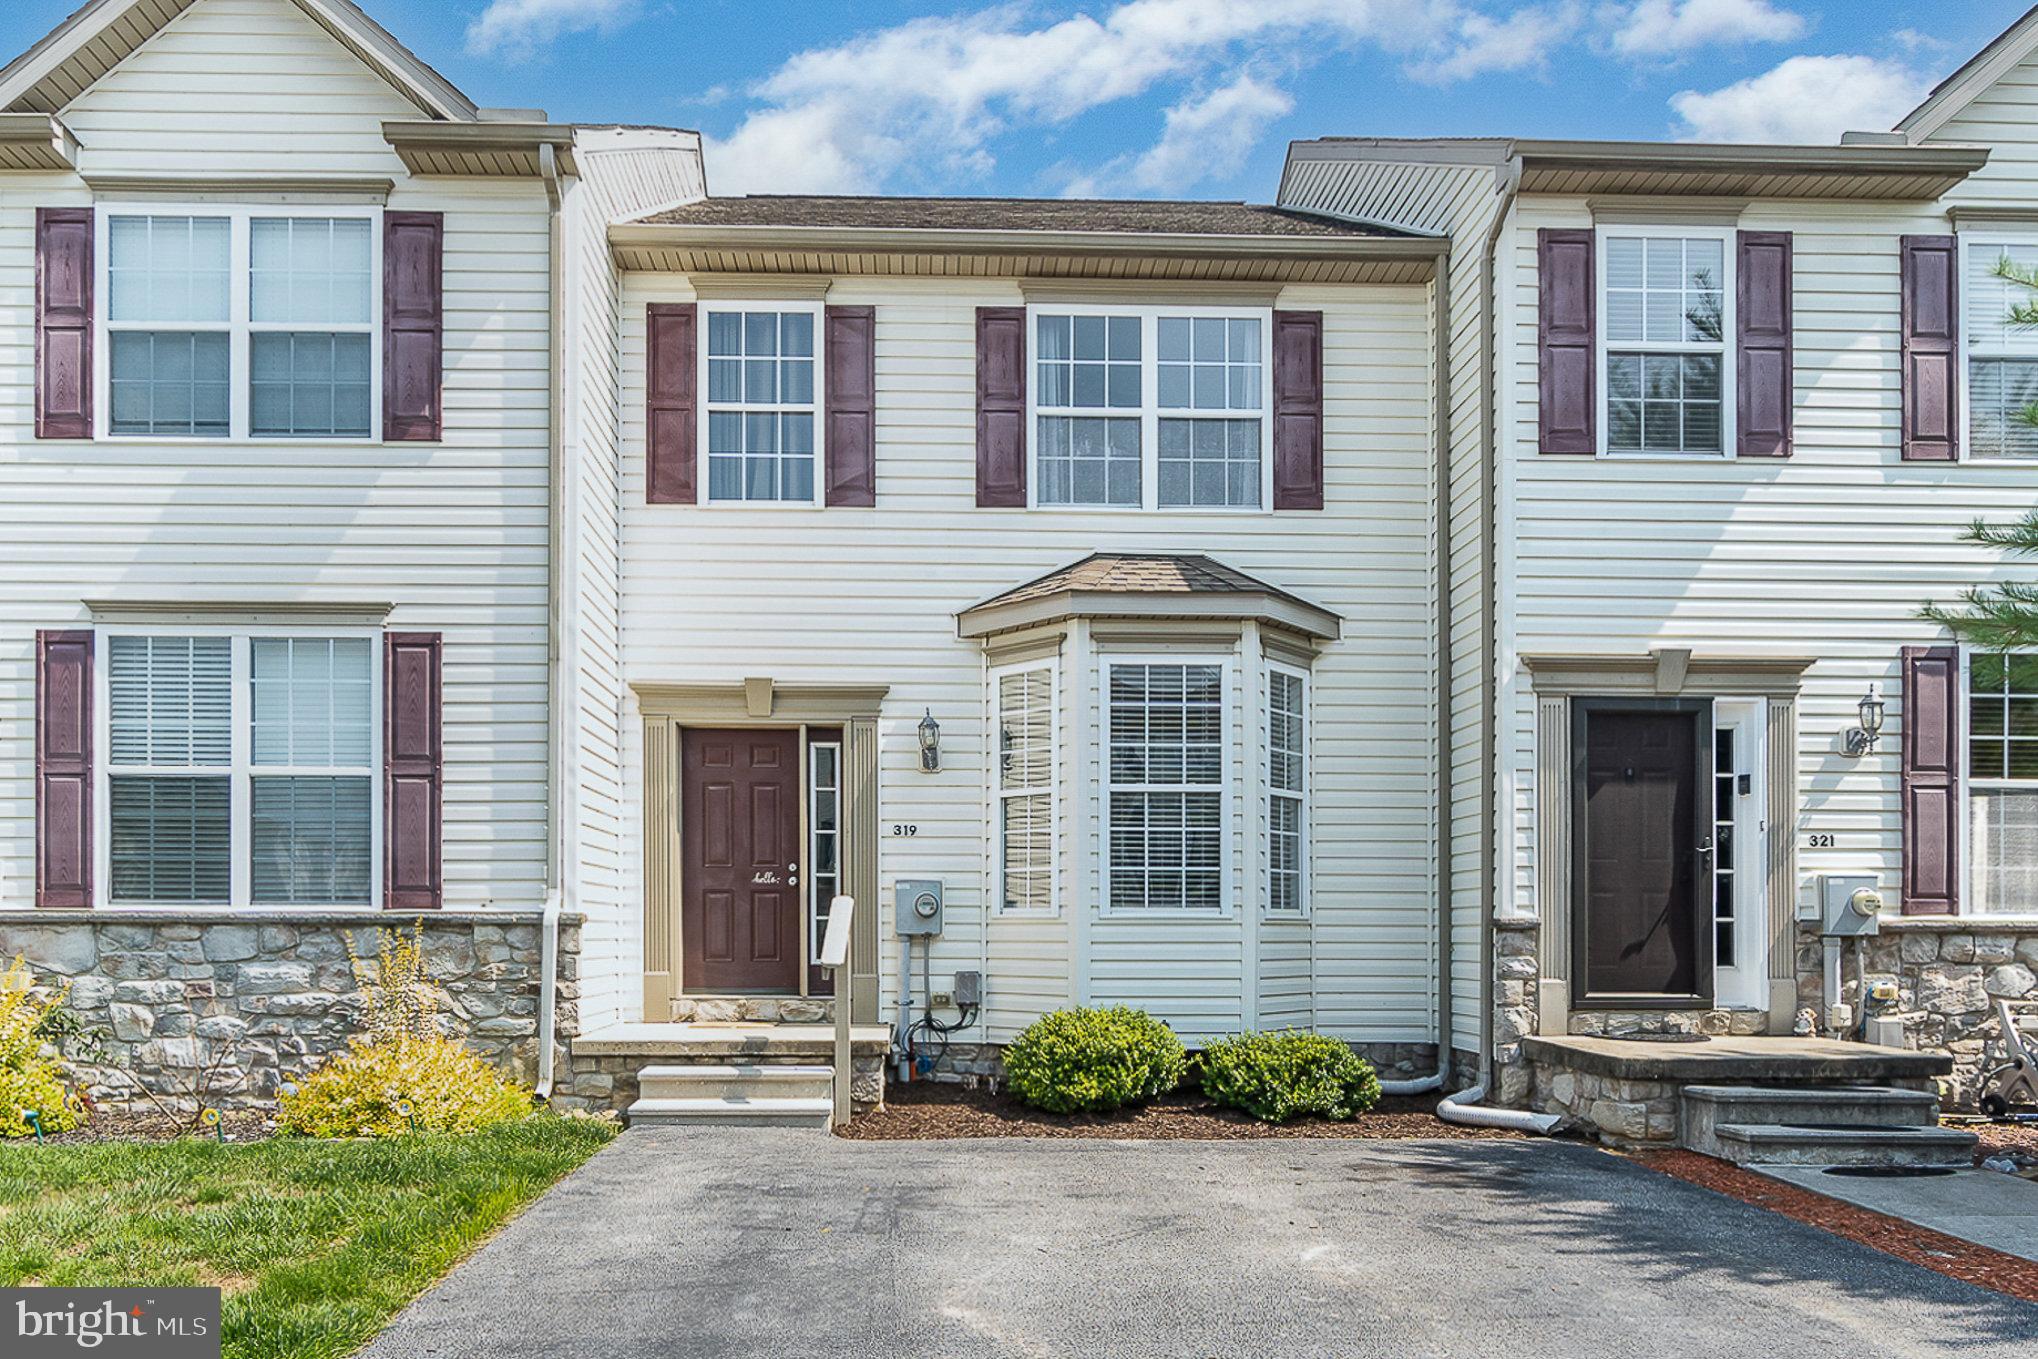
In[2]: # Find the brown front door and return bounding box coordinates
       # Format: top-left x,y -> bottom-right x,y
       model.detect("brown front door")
1573,700 -> 1714,1007
681,728 -> 802,993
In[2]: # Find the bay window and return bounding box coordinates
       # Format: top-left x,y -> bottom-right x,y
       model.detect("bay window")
1030,307 -> 1272,510
1963,238 -> 2038,460
101,207 -> 379,441
996,665 -> 1056,914
1599,230 -> 1730,456
702,305 -> 820,503
1266,665 -> 1308,914
1968,650 -> 2038,914
1105,661 -> 1226,911
101,630 -> 379,906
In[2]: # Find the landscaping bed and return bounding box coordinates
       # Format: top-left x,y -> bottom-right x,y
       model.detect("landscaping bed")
839,1081 -> 1531,1140
0,1117 -> 615,1359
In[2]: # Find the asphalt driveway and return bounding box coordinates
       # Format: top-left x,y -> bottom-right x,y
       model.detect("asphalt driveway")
362,1130 -> 2038,1358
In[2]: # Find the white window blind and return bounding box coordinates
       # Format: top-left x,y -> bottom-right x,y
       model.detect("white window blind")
1966,242 -> 2038,460
1266,668 -> 1306,914
1107,662 -> 1223,911
997,667 -> 1055,913
106,635 -> 232,903
1969,651 -> 2038,913
249,637 -> 373,905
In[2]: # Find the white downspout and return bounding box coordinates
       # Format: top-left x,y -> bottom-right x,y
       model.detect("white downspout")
536,140 -> 569,1100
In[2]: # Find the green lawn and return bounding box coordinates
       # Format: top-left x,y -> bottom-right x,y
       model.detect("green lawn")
0,1118 -> 615,1359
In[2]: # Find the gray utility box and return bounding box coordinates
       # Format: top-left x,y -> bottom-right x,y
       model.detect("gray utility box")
896,879 -> 944,936
1819,874 -> 1885,937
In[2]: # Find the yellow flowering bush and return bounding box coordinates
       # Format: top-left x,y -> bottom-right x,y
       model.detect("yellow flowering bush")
0,955 -> 86,1137
278,924 -> 532,1138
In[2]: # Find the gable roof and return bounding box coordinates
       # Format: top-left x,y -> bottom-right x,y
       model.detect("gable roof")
0,0 -> 477,120
1896,4 -> 2038,142
957,553 -> 1342,641
636,196 -> 1406,238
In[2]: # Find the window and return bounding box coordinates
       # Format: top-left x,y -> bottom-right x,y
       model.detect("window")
703,306 -> 819,503
809,741 -> 841,960
1031,308 -> 1271,510
102,208 -> 378,441
1712,725 -> 1737,965
101,631 -> 378,906
996,666 -> 1055,913
1964,239 -> 2038,460
1105,661 -> 1225,911
1968,651 -> 2038,914
1266,666 -> 1306,914
1600,231 -> 1730,455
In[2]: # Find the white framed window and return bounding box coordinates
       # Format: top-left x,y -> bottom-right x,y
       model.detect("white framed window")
808,739 -> 842,962
1028,306 -> 1271,510
1102,658 -> 1228,912
97,627 -> 381,907
1265,663 -> 1308,915
1597,227 -> 1732,457
1965,649 -> 2038,915
98,205 -> 380,442
700,303 -> 822,504
1960,234 -> 2038,461
994,664 -> 1056,914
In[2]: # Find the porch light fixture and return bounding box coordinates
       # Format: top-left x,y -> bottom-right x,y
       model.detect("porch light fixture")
1843,685 -> 1884,758
918,708 -> 942,773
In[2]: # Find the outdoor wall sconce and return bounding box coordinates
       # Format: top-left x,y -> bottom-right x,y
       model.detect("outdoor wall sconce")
918,709 -> 942,773
1843,685 -> 1885,758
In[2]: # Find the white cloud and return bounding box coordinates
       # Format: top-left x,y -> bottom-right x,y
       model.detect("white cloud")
1408,2 -> 1584,84
1063,75 -> 1296,197
466,0 -> 642,61
1669,53 -> 1933,143
706,0 -> 1455,195
1607,0 -> 1804,59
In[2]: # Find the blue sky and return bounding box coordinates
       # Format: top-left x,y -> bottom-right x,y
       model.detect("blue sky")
3,0 -> 2030,199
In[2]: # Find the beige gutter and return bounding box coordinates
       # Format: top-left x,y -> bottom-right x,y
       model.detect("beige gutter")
1507,138 -> 1988,176
382,119 -> 580,176
0,111 -> 77,170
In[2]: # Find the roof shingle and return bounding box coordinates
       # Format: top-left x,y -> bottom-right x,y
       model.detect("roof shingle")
634,195 -> 1401,238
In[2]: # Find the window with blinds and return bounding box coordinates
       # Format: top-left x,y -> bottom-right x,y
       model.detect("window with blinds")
1266,667 -> 1307,914
102,631 -> 376,907
1966,241 -> 2038,460
1106,661 -> 1224,911
997,666 -> 1055,914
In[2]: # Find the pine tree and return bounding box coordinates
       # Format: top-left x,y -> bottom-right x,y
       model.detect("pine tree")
1920,254 -> 2038,648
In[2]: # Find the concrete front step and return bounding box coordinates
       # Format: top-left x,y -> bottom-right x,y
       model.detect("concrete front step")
625,1095 -> 835,1129
1680,1085 -> 1939,1156
637,1063 -> 834,1102
1706,1122 -> 1978,1168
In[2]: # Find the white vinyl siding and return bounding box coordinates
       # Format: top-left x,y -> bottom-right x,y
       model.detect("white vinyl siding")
995,665 -> 1055,915
1962,237 -> 2038,461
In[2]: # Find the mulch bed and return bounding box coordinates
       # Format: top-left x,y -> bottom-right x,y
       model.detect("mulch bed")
1968,1118 -> 2038,1171
838,1081 -> 1531,1140
1631,1149 -> 2038,1305
31,1109 -> 277,1146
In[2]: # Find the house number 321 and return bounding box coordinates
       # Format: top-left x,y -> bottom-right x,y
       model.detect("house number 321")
891,824 -> 919,837
1806,833 -> 1835,848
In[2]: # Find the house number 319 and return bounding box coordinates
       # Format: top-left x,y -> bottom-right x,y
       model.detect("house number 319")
892,824 -> 919,837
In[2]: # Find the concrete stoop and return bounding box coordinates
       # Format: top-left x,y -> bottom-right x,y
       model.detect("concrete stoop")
1679,1085 -> 1978,1168
626,1063 -> 836,1129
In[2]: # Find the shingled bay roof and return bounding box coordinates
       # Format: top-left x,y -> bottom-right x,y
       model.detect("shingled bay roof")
958,553 -> 1341,640
634,195 -> 1406,238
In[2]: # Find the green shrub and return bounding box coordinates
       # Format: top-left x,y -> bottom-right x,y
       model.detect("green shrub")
1200,1030 -> 1381,1124
277,924 -> 532,1138
0,956 -> 86,1137
1002,1006 -> 1186,1114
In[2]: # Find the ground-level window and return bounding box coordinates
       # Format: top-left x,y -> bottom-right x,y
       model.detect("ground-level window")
1599,229 -> 1728,455
808,740 -> 841,960
1964,239 -> 2038,460
1105,661 -> 1224,911
1266,665 -> 1307,914
703,305 -> 819,503
995,666 -> 1055,913
1968,651 -> 2038,913
103,631 -> 376,906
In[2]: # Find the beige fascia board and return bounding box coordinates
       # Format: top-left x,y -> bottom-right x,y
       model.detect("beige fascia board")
382,120 -> 579,174
85,598 -> 395,625
1895,9 -> 2038,141
631,681 -> 890,724
1511,139 -> 1989,177
0,112 -> 77,170
1523,652 -> 1816,697
82,172 -> 395,202
608,221 -> 1445,265
957,590 -> 1341,642
0,0 -> 140,111
296,0 -> 477,122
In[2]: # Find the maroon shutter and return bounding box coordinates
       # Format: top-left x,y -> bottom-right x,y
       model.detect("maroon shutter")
1900,235 -> 1959,463
384,211 -> 444,442
1538,228 -> 1596,455
36,208 -> 93,440
36,630 -> 92,908
384,633 -> 443,910
646,303 -> 698,504
1901,645 -> 1960,916
975,306 -> 1026,507
1737,230 -> 1793,458
1272,309 -> 1325,510
824,305 -> 876,506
